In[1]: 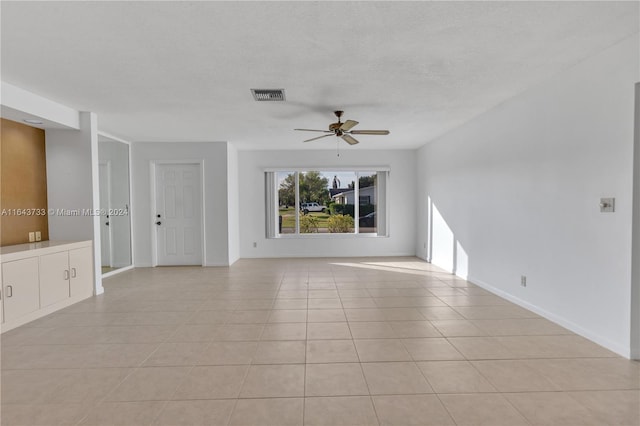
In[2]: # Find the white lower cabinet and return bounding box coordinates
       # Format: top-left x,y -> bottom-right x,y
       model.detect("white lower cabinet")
0,241 -> 94,331
40,251 -> 71,308
2,257 -> 40,323
69,247 -> 93,299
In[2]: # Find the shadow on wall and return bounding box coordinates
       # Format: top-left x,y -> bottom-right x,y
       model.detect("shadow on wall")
427,196 -> 469,279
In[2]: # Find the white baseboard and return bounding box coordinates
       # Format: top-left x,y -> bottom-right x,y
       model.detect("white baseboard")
135,261 -> 232,267
467,274 -> 631,359
241,252 -> 417,259
415,252 -> 428,261
101,265 -> 134,279
204,262 -> 230,267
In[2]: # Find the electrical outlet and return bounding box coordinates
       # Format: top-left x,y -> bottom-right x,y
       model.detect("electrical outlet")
35,231 -> 42,241
253,242 -> 257,248
28,232 -> 35,242
520,275 -> 527,287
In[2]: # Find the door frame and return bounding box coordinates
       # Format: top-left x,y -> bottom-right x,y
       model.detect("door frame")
98,131 -> 135,279
150,160 -> 206,267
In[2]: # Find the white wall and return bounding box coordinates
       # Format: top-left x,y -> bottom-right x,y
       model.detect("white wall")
46,111 -> 102,294
227,144 -> 240,265
416,35 -> 639,357
131,142 -> 230,267
238,149 -> 416,258
46,119 -> 96,241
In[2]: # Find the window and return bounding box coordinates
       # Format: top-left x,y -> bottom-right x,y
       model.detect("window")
266,169 -> 388,237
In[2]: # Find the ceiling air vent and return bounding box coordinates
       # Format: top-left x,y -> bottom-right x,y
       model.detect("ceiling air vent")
251,89 -> 286,102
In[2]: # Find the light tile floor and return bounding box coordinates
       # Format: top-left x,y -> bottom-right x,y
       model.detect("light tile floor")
1,257 -> 639,425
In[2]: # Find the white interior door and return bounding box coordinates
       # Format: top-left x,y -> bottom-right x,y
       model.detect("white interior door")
155,163 -> 203,266
99,163 -> 112,267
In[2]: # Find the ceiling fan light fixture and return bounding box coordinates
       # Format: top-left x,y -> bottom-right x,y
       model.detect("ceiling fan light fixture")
251,88 -> 286,101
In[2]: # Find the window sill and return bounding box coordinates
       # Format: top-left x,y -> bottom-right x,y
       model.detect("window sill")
273,233 -> 388,239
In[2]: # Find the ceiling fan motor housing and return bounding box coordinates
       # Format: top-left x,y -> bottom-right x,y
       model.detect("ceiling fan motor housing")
330,111 -> 344,132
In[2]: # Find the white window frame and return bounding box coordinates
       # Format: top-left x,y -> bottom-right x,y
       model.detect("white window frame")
265,167 -> 389,238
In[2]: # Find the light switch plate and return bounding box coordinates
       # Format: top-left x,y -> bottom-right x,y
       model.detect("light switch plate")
28,232 -> 35,242
35,231 -> 42,241
600,197 -> 615,213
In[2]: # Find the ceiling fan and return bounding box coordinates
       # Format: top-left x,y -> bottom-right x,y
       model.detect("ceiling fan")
294,111 -> 390,145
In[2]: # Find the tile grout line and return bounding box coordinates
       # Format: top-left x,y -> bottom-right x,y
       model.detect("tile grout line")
75,302 -> 205,425
347,290 -> 383,426
149,290 -> 237,426
3,260 -> 637,426
224,274 -> 284,425
301,271 -> 310,425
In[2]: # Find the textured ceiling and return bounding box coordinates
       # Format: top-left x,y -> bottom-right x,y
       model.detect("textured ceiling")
1,1 -> 638,150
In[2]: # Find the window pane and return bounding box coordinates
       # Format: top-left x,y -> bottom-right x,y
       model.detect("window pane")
325,171 -> 356,234
277,171 -> 296,234
358,172 -> 377,234
270,169 -> 383,237
297,171 -> 327,233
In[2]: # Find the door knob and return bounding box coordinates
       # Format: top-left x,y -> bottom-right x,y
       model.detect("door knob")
105,222 -> 109,226
155,221 -> 162,225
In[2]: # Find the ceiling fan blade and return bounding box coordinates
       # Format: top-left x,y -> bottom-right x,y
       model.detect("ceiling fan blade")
349,130 -> 390,135
339,120 -> 359,131
342,134 -> 359,145
304,134 -> 334,143
294,129 -> 332,133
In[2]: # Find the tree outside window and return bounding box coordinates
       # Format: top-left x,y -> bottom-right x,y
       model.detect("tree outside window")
276,170 -> 378,234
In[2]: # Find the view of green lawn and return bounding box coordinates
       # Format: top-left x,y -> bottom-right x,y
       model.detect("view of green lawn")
279,207 -> 331,228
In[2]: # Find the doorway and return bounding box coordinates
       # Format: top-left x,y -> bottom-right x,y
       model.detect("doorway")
153,163 -> 203,266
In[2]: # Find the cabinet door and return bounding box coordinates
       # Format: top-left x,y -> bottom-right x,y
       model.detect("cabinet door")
2,257 -> 40,322
39,251 -> 70,307
69,247 -> 93,298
